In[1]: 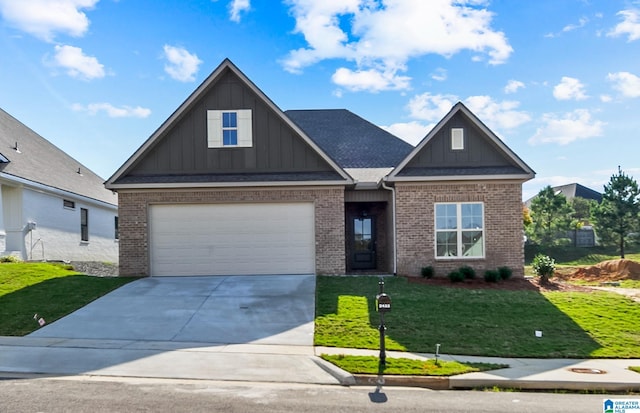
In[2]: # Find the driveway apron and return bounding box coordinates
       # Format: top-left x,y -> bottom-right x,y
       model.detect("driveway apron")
29,275 -> 316,346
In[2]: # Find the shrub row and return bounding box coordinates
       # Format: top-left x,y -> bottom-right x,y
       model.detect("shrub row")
420,265 -> 513,283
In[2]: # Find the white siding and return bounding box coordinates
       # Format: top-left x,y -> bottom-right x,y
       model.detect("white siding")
18,188 -> 118,262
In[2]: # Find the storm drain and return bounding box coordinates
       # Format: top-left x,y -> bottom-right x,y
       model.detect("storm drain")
568,368 -> 607,374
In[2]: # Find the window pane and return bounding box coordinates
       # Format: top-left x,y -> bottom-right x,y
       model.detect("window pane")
436,204 -> 457,229
436,231 -> 457,257
462,230 -> 483,257
461,203 -> 483,229
222,112 -> 237,128
223,130 -> 237,145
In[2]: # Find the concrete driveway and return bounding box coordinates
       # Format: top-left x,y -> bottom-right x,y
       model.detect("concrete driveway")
29,274 -> 316,346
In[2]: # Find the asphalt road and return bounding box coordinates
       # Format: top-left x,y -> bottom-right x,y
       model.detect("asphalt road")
0,376 -> 615,413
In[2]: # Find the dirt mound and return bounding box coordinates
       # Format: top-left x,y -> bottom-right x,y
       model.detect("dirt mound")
569,259 -> 640,281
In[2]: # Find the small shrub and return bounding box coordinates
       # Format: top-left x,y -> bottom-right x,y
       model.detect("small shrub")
420,266 -> 434,278
0,256 -> 21,263
458,265 -> 476,279
498,266 -> 512,280
448,271 -> 464,283
484,270 -> 500,283
531,253 -> 556,284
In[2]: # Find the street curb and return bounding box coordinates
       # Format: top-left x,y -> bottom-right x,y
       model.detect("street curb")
353,374 -> 450,390
311,356 -> 356,386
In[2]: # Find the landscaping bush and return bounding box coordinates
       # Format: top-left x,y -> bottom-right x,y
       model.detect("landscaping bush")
498,266 -> 513,280
532,253 -> 556,284
458,265 -> 476,279
420,266 -> 434,278
448,270 -> 465,283
0,256 -> 21,263
484,270 -> 500,283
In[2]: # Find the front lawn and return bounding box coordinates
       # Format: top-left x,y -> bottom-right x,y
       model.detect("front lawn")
315,275 -> 640,358
0,262 -> 134,336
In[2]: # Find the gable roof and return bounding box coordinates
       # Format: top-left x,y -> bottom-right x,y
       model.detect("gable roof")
387,102 -> 535,182
0,108 -> 117,206
106,59 -> 351,189
285,109 -> 413,169
553,183 -> 602,202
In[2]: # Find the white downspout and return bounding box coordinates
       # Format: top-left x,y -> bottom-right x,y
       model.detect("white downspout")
381,178 -> 397,275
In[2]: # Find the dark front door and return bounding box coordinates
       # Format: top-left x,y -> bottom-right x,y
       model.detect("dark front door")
351,217 -> 376,270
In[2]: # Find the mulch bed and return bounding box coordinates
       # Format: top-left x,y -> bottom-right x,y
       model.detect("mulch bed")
406,276 -> 592,293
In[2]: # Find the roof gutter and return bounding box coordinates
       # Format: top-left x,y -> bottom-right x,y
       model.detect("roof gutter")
381,177 -> 397,275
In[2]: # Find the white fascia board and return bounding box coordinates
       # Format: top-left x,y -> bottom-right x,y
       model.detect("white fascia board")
389,173 -> 534,183
0,172 -> 118,209
106,180 -> 350,191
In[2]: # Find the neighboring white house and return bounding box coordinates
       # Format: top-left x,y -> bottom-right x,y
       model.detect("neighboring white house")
0,108 -> 118,263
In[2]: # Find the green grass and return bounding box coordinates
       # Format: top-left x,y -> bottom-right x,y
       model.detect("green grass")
630,366 -> 640,374
320,354 -> 507,376
315,275 -> 640,358
0,262 -> 134,336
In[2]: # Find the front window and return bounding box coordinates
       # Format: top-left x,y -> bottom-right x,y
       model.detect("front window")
435,203 -> 484,258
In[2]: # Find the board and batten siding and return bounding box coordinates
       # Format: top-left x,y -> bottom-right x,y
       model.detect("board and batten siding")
126,70 -> 336,177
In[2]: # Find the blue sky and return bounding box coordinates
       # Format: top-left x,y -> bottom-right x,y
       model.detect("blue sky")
1,0 -> 639,201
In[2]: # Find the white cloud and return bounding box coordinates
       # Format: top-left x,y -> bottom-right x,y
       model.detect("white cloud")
529,109 -> 605,145
553,76 -> 588,101
607,71 -> 640,98
72,102 -> 151,118
332,66 -> 411,92
381,121 -> 432,146
407,92 -> 530,133
52,44 -> 104,80
229,0 -> 250,22
407,92 -> 458,121
562,16 -> 588,33
504,79 -> 525,94
608,9 -> 640,41
282,0 -> 512,92
0,0 -> 97,42
163,45 -> 202,82
431,67 -> 447,82
600,94 -> 613,103
464,96 -> 531,131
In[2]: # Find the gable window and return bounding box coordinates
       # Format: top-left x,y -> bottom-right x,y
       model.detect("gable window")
435,202 -> 484,258
207,109 -> 253,148
80,208 -> 89,242
63,199 -> 75,209
451,128 -> 464,150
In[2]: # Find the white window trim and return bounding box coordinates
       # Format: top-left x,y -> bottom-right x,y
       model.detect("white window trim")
451,128 -> 464,150
434,202 -> 485,259
207,109 -> 253,148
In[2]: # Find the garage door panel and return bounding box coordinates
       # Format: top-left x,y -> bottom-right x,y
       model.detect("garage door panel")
149,203 -> 315,276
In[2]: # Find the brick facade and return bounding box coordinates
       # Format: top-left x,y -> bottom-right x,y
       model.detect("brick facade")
118,186 -> 345,276
395,181 -> 525,278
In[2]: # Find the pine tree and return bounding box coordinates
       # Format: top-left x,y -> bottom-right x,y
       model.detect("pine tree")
591,167 -> 640,258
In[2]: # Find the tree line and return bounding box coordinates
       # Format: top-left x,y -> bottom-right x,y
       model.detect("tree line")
524,167 -> 640,258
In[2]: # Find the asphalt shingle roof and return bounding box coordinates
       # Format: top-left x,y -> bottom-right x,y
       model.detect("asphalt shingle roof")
0,108 -> 117,205
285,109 -> 413,169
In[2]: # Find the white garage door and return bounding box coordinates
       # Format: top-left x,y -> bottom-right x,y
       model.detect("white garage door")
149,203 -> 315,276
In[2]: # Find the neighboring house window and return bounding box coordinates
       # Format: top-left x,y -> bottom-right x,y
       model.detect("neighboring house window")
63,199 -> 75,209
435,203 -> 484,258
81,208 -> 89,242
207,109 -> 253,148
451,128 -> 464,150
114,216 -> 119,240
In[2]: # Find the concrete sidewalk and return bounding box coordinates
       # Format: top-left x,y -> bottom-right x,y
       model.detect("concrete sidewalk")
1,336 -> 639,391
